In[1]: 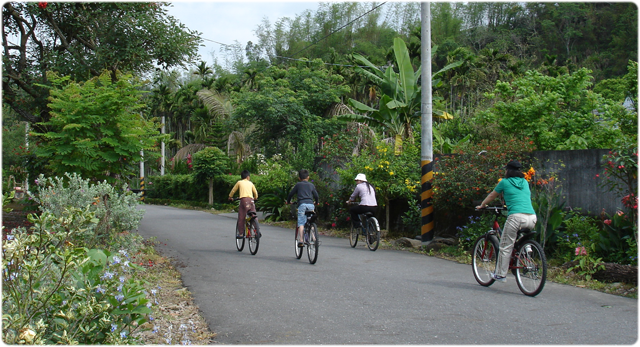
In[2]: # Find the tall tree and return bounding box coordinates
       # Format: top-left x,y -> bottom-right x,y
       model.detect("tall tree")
32,71 -> 166,183
2,2 -> 201,127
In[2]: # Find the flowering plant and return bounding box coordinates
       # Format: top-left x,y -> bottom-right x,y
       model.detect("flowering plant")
2,208 -> 150,344
598,142 -> 638,226
30,173 -> 144,249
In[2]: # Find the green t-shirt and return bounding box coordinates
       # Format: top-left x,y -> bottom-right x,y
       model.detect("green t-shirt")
494,177 -> 535,215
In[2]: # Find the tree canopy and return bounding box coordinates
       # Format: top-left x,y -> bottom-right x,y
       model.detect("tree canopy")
2,2 -> 202,126
32,71 -> 166,183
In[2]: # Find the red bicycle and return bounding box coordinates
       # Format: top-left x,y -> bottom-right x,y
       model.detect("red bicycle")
233,198 -> 260,255
472,206 -> 547,296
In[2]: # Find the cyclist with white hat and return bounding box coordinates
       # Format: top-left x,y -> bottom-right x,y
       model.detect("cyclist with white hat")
346,173 -> 378,229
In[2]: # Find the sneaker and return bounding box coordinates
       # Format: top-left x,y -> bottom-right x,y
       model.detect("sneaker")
256,231 -> 262,239
298,242 -> 304,248
236,234 -> 244,239
491,273 -> 507,283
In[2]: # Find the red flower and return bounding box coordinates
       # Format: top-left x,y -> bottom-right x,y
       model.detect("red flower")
38,2 -> 47,8
331,223 -> 336,227
604,219 -> 612,225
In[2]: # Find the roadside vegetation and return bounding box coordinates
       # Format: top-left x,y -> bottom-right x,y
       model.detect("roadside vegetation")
2,1 -> 637,344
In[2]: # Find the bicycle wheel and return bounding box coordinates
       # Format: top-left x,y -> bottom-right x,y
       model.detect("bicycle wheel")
472,234 -> 499,286
235,228 -> 245,252
365,217 -> 380,251
349,223 -> 359,248
307,223 -> 319,264
515,240 -> 547,296
248,219 -> 260,255
294,229 -> 303,259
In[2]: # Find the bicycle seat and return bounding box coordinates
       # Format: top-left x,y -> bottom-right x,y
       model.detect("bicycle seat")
518,228 -> 535,237
247,211 -> 257,217
305,210 -> 317,224
361,212 -> 374,218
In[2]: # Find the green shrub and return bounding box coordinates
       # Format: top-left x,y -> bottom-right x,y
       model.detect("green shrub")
555,213 -> 601,264
2,208 -> 150,344
31,173 -> 144,249
432,138 -> 536,235
455,213 -> 497,250
146,174 -> 208,202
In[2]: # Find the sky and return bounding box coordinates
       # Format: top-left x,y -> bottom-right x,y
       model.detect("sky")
166,1 -> 321,64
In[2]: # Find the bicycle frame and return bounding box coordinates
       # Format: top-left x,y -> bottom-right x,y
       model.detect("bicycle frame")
245,211 -> 257,237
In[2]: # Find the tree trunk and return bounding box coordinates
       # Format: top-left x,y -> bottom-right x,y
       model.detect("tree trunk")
394,133 -> 403,155
385,195 -> 390,232
593,263 -> 638,285
208,178 -> 214,205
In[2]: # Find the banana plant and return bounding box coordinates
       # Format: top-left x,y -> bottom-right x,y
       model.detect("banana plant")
341,38 -> 462,154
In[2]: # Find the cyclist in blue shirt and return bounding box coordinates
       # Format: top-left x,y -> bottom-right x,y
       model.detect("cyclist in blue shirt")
286,169 -> 319,247
476,160 -> 537,283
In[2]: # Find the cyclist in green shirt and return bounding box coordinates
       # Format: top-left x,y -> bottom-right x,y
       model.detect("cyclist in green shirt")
476,160 -> 537,283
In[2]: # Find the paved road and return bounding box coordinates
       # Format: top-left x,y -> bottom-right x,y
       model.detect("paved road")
137,205 -> 638,344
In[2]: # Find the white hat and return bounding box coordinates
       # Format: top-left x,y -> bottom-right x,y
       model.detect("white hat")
354,173 -> 367,182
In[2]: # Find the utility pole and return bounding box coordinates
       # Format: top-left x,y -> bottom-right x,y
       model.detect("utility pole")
420,2 -> 434,245
161,115 -> 166,176
139,149 -> 145,202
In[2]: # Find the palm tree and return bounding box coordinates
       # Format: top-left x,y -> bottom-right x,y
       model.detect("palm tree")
342,38 -> 462,154
193,61 -> 213,79
196,89 -> 234,120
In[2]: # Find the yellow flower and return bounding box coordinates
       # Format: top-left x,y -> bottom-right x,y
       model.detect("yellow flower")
389,171 -> 394,175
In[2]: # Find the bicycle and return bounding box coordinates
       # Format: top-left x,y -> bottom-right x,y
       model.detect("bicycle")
294,209 -> 319,264
233,198 -> 260,255
472,206 -> 547,296
348,202 -> 380,251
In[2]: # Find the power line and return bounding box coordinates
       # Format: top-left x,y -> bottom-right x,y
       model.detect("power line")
195,2 -> 389,69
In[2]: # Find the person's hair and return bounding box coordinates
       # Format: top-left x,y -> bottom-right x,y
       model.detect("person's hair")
363,181 -> 375,194
241,170 -> 250,179
298,169 -> 309,180
505,169 -> 524,178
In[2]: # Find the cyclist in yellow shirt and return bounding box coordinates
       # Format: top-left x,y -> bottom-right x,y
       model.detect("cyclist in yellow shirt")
228,170 -> 259,239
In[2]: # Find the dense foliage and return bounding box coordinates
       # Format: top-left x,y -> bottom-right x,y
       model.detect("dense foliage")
2,2 -> 201,126
31,71 -> 166,184
3,174 -> 150,344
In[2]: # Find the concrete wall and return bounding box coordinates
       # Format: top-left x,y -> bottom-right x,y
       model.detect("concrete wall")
532,149 -> 630,215
318,149 -> 634,218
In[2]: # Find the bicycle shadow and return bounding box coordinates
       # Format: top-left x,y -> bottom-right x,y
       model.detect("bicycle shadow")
411,277 -> 524,296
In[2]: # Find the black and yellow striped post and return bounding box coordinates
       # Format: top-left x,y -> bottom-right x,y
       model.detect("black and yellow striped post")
420,2 -> 434,244
421,160 -> 434,242
139,176 -> 145,202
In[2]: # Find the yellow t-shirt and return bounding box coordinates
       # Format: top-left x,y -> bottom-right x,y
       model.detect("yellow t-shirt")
229,179 -> 258,199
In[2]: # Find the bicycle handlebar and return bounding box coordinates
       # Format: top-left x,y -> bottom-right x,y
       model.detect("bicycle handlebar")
475,206 -> 506,211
